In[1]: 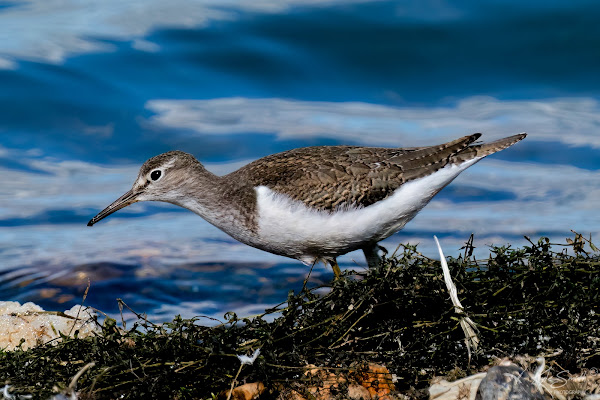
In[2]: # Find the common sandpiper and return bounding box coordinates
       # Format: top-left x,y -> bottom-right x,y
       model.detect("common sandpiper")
88,133 -> 526,276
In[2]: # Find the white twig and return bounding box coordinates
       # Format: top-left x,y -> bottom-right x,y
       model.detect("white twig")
434,236 -> 479,361
1,385 -> 31,400
2,385 -> 15,400
533,357 -> 545,394
69,361 -> 96,392
227,349 -> 261,400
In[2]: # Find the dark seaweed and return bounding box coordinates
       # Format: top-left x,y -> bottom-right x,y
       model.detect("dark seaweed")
1,233 -> 598,399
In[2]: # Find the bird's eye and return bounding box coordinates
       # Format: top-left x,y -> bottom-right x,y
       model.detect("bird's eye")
150,170 -> 162,181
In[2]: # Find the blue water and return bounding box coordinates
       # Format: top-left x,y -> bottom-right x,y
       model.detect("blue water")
1,0 -> 599,323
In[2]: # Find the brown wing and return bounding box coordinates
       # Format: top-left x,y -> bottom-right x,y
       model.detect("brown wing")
230,133 -> 525,212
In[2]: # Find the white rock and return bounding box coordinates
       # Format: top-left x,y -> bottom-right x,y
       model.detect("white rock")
0,301 -> 100,351
429,373 -> 487,400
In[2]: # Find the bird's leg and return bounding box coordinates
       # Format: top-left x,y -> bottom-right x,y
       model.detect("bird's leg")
362,243 -> 387,268
329,258 -> 342,278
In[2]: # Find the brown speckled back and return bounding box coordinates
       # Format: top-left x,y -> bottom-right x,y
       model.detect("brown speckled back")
228,133 -> 524,212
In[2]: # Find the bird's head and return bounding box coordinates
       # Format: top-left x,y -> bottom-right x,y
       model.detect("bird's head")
87,151 -> 200,226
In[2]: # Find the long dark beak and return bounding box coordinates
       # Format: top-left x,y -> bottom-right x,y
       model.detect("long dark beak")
87,189 -> 139,226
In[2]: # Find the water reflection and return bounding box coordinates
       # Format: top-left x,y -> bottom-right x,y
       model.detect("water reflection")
1,0 -> 598,322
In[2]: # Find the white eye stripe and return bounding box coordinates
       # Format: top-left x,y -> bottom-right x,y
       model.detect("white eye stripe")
161,158 -> 176,169
148,159 -> 175,182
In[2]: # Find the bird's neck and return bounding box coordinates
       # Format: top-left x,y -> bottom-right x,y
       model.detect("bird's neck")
170,165 -> 253,236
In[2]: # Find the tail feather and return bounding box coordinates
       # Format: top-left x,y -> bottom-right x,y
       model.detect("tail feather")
450,133 -> 526,163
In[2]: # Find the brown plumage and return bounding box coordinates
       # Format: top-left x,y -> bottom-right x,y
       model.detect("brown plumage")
231,133 -> 525,212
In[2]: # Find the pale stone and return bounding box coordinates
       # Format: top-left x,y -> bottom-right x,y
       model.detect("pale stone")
0,301 -> 100,351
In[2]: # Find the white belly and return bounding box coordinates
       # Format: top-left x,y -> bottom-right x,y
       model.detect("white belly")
254,158 -> 481,264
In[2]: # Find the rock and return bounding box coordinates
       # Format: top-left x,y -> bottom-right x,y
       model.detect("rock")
0,301 -> 100,350
475,365 -> 548,400
429,373 -> 487,400
347,384 -> 373,399
221,382 -> 266,400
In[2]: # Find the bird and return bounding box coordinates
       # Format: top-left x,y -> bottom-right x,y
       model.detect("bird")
88,133 -> 526,277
